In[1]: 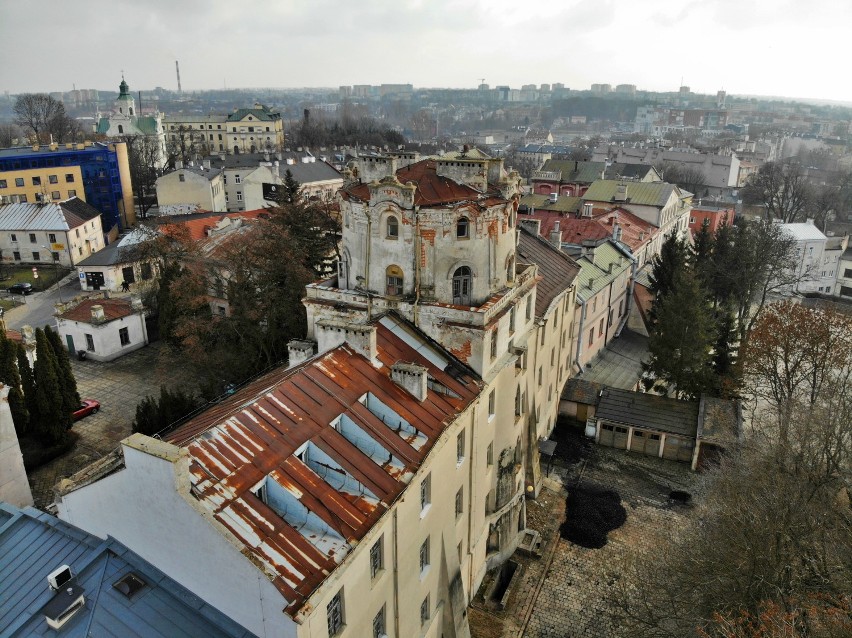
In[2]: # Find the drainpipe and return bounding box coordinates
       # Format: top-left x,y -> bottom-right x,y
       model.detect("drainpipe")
574,296 -> 587,374
615,257 -> 638,338
413,205 -> 421,327
365,211 -> 373,321
392,507 -> 400,638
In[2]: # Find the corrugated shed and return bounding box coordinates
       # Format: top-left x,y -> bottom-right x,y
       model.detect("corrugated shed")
596,387 -> 699,437
0,503 -> 255,637
164,315 -> 482,614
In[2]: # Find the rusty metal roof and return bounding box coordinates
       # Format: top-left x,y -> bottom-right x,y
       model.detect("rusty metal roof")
165,315 -> 481,615
57,298 -> 136,323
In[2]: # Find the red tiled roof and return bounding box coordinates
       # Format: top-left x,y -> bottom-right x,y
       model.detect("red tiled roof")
57,298 -> 135,323
520,206 -> 657,253
161,210 -> 267,241
164,316 -> 481,615
343,159 -> 487,206
593,207 -> 658,252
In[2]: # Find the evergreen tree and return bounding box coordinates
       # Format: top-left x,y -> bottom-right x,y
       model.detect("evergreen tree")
647,232 -> 689,323
712,306 -> 740,398
32,328 -> 69,444
45,326 -> 80,407
645,269 -> 715,399
157,260 -> 184,345
282,169 -> 301,204
132,385 -> 199,436
17,343 -> 36,429
690,218 -> 714,283
0,333 -> 28,434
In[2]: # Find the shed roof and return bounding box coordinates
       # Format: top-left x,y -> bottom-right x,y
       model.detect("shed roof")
163,314 -> 482,615
596,387 -> 699,437
0,503 -> 254,637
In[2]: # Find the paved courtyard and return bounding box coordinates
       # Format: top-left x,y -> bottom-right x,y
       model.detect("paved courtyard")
28,341 -> 197,509
471,426 -> 699,638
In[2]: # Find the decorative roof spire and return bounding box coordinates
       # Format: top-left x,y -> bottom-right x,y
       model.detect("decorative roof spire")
119,74 -> 130,97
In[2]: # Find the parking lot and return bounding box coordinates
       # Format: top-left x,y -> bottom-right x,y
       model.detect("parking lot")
27,341 -> 197,508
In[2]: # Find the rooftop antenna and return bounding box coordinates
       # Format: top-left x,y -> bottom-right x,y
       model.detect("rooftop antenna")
175,60 -> 182,93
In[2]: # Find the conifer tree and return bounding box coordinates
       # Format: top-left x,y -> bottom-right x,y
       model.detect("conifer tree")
647,232 -> 689,323
690,218 -> 714,283
0,333 -> 28,434
45,326 -> 80,407
32,328 -> 69,444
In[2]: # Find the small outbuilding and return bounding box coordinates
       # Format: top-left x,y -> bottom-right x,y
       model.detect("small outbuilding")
56,297 -> 148,362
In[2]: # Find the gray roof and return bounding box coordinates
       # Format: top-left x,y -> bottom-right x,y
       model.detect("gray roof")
0,503 -> 256,637
596,387 -> 699,437
208,154 -> 342,185
0,198 -> 100,232
562,378 -> 605,405
779,221 -> 827,242
579,327 -> 648,390
517,226 -> 580,317
75,241 -> 132,267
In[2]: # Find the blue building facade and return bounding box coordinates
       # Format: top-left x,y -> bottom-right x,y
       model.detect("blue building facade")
0,142 -> 133,233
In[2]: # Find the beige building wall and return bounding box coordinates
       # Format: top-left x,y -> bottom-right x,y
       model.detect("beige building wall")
0,165 -> 85,205
111,142 -> 137,228
156,169 -> 226,212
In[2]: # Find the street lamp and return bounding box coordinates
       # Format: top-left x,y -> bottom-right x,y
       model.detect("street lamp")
41,245 -> 62,302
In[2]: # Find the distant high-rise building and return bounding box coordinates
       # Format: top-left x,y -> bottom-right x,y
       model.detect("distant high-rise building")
590,83 -> 612,94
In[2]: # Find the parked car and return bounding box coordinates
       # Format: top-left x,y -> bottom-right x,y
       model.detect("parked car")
72,399 -> 100,421
7,282 -> 33,295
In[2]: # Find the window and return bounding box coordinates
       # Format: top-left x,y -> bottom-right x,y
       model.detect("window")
0,180 -> 6,188
52,252 -> 59,261
599,317 -> 604,337
122,266 -> 135,284
372,606 -> 386,638
29,233 -> 36,243
327,590 -> 344,636
65,173 -> 74,183
526,295 -> 532,320
386,215 -> 399,238
456,430 -> 465,464
386,265 -> 403,296
119,327 -> 130,346
488,390 -> 495,418
420,475 -> 431,512
141,263 -> 153,280
10,233 -> 16,242
18,194 -> 26,203
179,173 -> 185,182
515,387 -> 522,416
455,487 -> 464,518
538,366 -> 543,386
85,334 -> 95,352
13,251 -> 20,261
32,176 -> 41,186
487,442 -> 493,466
457,216 -> 469,238
50,190 -> 60,200
236,191 -> 242,201
452,266 -> 472,305
490,329 -> 498,359
370,538 -> 383,579
420,595 -> 430,625
47,233 -> 56,243
419,537 -> 430,574
32,251 -> 40,261
15,178 -> 24,187
234,174 -> 241,184
509,306 -> 516,333
588,327 -> 594,346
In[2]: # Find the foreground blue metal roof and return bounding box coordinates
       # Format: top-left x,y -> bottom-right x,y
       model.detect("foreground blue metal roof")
0,503 -> 256,637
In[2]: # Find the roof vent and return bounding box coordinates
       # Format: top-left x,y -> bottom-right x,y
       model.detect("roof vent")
47,565 -> 73,591
113,572 -> 146,598
41,582 -> 85,630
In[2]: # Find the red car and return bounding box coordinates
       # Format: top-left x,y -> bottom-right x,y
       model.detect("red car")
73,399 -> 101,421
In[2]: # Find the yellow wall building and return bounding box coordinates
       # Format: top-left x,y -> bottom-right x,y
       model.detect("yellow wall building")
0,165 -> 85,205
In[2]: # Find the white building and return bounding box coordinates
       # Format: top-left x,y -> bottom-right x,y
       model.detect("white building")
835,244 -> 852,299
155,163 -> 226,214
778,219 -> 827,294
0,198 -> 104,267
95,78 -> 167,169
55,297 -> 148,361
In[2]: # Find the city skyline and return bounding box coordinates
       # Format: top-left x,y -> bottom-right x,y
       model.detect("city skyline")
2,0 -> 851,104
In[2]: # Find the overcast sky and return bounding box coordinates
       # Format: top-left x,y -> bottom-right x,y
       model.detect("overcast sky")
2,0 -> 851,103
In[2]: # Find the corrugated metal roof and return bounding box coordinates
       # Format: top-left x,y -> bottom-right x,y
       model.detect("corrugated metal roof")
0,503 -> 255,637
779,222 -> 827,242
57,298 -> 136,323
583,180 -> 680,208
596,387 -> 698,437
517,227 -> 580,317
164,314 -> 482,614
0,199 -> 100,232
574,242 -> 633,302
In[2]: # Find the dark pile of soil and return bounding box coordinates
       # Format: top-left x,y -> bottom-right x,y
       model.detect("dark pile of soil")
549,416 -> 593,465
560,485 -> 627,549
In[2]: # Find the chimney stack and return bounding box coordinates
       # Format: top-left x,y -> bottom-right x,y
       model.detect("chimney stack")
287,339 -> 316,368
549,221 -> 562,247
315,320 -> 378,364
90,304 -> 105,323
390,362 -> 428,402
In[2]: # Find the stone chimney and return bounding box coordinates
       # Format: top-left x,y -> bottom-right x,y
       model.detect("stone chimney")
614,183 -> 628,202
315,320 -> 378,364
287,339 -> 316,368
519,218 -> 541,236
612,223 -> 623,243
549,221 -> 563,247
90,304 -> 105,324
390,362 -> 428,402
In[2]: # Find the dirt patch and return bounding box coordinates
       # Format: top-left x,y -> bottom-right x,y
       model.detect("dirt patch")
560,484 -> 627,549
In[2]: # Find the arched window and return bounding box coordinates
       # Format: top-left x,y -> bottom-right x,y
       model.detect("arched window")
514,387 -> 522,416
129,107 -> 134,115
117,125 -> 124,134
386,265 -> 403,296
338,256 -> 349,289
457,216 -> 469,238
386,215 -> 399,239
506,253 -> 515,282
452,266 -> 472,305
233,146 -> 240,154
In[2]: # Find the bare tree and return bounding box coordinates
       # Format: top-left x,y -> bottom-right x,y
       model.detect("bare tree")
654,161 -> 707,195
120,134 -> 161,218
741,161 -> 813,222
0,122 -> 22,147
14,93 -> 66,143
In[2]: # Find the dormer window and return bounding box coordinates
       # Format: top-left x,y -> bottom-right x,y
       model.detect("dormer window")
386,215 -> 399,239
457,216 -> 469,238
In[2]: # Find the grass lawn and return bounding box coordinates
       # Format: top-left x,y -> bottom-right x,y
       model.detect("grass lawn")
0,263 -> 71,293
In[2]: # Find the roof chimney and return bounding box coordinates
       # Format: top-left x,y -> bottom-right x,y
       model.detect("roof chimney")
315,320 -> 378,365
287,339 -> 316,368
90,304 -> 105,323
614,183 -> 628,202
390,362 -> 428,401
549,221 -> 562,247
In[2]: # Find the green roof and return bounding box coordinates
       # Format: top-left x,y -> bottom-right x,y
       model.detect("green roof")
582,180 -> 681,208
136,116 -> 161,135
96,118 -> 110,134
227,107 -> 280,122
574,241 -> 632,302
519,193 -> 582,213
